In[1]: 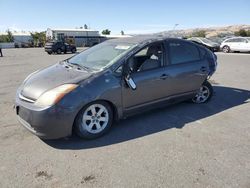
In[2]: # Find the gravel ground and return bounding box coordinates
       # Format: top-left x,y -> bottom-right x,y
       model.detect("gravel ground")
0,48 -> 250,188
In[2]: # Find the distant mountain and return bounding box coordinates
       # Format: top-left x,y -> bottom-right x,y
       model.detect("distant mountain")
157,24 -> 250,38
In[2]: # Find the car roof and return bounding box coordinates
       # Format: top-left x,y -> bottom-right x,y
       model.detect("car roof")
223,37 -> 248,41
191,37 -> 203,39
106,35 -> 175,45
226,37 -> 246,39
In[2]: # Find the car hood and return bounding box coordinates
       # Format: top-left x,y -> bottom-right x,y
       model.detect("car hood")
20,62 -> 92,100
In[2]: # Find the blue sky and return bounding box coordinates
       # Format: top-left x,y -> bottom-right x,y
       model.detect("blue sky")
0,0 -> 249,34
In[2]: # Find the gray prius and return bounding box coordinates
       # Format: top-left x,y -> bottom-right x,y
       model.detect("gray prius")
15,36 -> 217,139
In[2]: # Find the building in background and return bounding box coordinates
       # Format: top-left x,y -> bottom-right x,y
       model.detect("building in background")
46,28 -> 132,47
0,31 -> 32,48
46,28 -> 105,47
0,28 -> 132,48
12,31 -> 32,47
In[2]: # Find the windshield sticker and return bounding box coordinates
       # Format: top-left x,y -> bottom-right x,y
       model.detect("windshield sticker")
115,45 -> 130,50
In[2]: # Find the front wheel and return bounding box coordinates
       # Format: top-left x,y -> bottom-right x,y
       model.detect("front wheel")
74,101 -> 113,139
192,81 -> 213,104
222,45 -> 230,53
71,48 -> 76,53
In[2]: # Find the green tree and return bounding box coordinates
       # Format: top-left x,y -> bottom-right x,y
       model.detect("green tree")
0,30 -> 14,42
191,30 -> 206,38
31,31 -> 46,46
121,30 -> 124,35
84,24 -> 88,29
234,29 -> 248,37
0,35 -> 7,42
30,32 -> 39,44
6,30 -> 14,42
102,29 -> 111,35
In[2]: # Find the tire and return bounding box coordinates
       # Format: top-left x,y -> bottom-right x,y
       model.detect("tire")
56,48 -> 62,54
71,48 -> 76,53
47,52 -> 52,55
192,81 -> 213,104
74,101 -> 113,139
222,45 -> 230,53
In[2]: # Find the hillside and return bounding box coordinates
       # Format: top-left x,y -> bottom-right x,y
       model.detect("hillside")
158,24 -> 250,37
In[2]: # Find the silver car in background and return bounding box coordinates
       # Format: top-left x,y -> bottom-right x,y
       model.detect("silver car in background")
15,36 -> 217,139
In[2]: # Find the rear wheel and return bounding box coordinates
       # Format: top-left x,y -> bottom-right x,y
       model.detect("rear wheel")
222,45 -> 230,53
192,81 -> 213,104
75,101 -> 113,139
47,51 -> 52,55
56,48 -> 62,54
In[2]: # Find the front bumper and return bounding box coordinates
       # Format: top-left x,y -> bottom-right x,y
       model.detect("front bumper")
44,48 -> 53,53
15,97 -> 76,139
210,46 -> 220,52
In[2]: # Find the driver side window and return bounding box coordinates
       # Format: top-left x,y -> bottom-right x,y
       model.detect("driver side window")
128,43 -> 164,73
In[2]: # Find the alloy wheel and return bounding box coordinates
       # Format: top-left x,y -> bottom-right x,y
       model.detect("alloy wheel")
223,46 -> 230,53
81,104 -> 109,134
192,85 -> 210,103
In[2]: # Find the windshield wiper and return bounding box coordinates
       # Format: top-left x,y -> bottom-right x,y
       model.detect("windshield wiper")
67,61 -> 91,71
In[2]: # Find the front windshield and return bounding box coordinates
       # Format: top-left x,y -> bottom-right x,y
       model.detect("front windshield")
68,42 -> 135,70
200,38 -> 215,45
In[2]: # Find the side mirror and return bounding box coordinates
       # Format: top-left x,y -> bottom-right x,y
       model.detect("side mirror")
125,75 -> 136,90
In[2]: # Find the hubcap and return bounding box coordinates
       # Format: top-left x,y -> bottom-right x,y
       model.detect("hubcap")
223,46 -> 229,53
81,104 -> 109,134
192,85 -> 210,103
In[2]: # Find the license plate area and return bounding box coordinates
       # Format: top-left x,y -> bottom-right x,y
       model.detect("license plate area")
16,106 -> 19,115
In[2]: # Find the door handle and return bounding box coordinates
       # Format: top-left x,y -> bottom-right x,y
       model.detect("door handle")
160,74 -> 169,80
200,66 -> 207,72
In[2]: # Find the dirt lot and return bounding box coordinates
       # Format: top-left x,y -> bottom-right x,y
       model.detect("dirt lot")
0,48 -> 250,188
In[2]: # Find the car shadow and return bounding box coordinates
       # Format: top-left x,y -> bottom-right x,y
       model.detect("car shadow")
44,86 -> 250,150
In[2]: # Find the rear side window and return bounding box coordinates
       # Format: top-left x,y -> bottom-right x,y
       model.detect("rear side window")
238,38 -> 247,42
169,41 -> 200,65
225,39 -> 233,42
226,38 -> 241,42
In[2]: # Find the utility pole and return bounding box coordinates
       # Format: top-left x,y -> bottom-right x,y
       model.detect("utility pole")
173,24 -> 179,31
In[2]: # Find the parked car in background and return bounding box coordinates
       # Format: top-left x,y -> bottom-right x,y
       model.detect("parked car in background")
188,37 -> 220,52
207,37 -> 224,45
45,41 -> 77,54
220,37 -> 250,53
15,36 -> 217,140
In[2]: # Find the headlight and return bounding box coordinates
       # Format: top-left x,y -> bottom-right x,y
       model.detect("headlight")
35,84 -> 78,107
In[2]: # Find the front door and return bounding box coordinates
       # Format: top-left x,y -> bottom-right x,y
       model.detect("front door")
122,42 -> 168,109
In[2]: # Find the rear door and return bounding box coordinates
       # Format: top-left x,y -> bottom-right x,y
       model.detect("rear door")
164,39 -> 208,95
